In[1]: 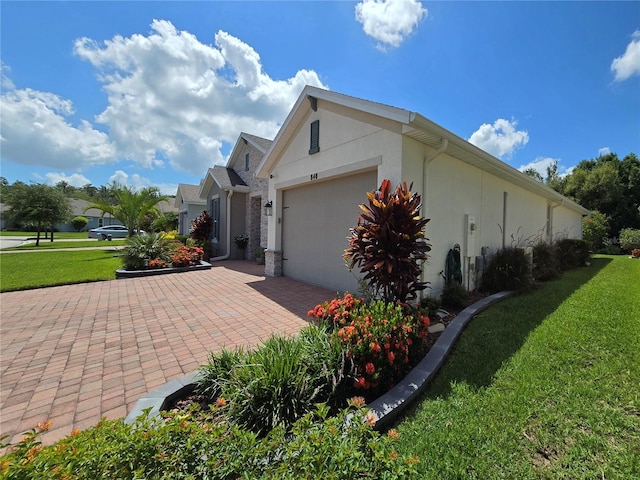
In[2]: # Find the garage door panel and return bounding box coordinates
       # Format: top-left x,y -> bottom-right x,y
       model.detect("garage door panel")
282,171 -> 377,292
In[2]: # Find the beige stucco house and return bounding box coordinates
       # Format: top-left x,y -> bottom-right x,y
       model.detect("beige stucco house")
256,86 -> 589,296
199,132 -> 272,260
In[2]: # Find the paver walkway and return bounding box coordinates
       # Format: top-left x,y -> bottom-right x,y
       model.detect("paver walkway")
0,261 -> 333,446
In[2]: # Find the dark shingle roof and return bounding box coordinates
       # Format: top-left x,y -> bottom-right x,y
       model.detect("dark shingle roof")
177,184 -> 205,204
209,166 -> 248,190
242,132 -> 273,153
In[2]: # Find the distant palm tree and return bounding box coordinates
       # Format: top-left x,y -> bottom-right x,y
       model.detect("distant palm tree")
86,183 -> 167,237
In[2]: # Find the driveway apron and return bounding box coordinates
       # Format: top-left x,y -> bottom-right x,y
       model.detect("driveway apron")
0,261 -> 333,446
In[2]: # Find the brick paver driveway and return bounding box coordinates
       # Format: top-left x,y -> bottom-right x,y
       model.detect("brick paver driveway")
0,261 -> 333,446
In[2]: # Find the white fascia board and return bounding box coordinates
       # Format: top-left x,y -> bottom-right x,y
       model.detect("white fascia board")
198,169 -> 215,198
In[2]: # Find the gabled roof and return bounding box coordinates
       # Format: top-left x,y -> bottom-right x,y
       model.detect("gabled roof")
226,132 -> 273,169
174,183 -> 206,208
199,166 -> 250,197
256,85 -> 589,216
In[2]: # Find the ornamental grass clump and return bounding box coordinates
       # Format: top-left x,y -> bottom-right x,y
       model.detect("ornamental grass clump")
195,325 -> 354,436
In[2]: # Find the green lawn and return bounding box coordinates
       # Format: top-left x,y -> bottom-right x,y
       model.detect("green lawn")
0,231 -> 89,239
8,239 -> 126,249
395,255 -> 640,478
0,250 -> 122,291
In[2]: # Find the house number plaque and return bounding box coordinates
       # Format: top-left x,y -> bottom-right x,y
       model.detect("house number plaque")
310,173 -> 318,181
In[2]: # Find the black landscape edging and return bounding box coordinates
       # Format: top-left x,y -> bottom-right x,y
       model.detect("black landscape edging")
116,260 -> 212,279
124,291 -> 513,428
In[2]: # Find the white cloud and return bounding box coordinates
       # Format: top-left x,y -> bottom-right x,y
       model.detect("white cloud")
611,30 -> 640,81
44,172 -> 92,187
1,62 -> 15,90
355,0 -> 427,50
519,156 -> 575,180
519,157 -> 559,178
108,170 -> 150,189
598,146 -> 611,156
1,21 -> 326,178
0,87 -> 117,170
468,118 -> 529,159
74,20 -> 327,175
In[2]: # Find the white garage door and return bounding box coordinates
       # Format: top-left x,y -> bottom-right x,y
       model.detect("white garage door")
282,170 -> 378,293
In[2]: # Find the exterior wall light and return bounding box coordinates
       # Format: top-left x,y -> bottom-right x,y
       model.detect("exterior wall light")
264,201 -> 273,217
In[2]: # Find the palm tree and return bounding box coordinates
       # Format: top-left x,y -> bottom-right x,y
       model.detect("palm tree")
86,183 -> 167,237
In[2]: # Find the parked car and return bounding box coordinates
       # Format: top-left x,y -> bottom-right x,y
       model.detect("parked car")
88,225 -> 145,239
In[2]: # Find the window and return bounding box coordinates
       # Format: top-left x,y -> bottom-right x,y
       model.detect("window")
212,197 -> 220,241
309,119 -> 320,155
245,152 -> 250,171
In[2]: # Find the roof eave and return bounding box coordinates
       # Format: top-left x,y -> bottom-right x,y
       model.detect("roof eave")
408,113 -> 589,216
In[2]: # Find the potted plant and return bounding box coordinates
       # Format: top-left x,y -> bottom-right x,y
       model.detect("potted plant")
234,234 -> 249,259
254,247 -> 265,265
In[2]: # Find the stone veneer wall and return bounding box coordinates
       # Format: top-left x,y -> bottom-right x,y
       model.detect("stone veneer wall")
265,250 -> 282,276
230,140 -> 269,260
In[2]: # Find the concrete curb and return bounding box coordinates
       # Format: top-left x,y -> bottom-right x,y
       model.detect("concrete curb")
368,290 -> 514,430
116,260 -> 212,279
124,291 -> 514,428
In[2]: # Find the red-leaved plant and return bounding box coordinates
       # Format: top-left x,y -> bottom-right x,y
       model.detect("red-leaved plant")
190,211 -> 213,245
344,179 -> 431,303
309,293 -> 430,397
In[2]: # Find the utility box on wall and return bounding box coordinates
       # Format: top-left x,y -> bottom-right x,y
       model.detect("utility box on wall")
464,214 -> 477,257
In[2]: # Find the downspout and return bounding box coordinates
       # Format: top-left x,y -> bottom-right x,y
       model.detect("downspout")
210,189 -> 234,262
548,198 -> 564,243
421,138 -> 448,296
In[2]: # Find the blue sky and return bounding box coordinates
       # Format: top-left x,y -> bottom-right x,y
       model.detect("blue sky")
1,1 -> 639,195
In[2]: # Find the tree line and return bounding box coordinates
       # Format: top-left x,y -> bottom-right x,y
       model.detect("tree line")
522,152 -> 640,245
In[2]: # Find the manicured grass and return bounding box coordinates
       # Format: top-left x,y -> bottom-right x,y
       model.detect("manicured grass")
0,250 -> 121,291
395,255 -> 640,478
8,239 -> 126,249
0,231 -> 88,239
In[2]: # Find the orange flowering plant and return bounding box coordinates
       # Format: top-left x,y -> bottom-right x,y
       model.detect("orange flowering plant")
171,246 -> 204,267
309,293 -> 430,398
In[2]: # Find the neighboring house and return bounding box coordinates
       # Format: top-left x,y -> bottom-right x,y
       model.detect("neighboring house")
58,198 -> 177,232
175,184 -> 207,235
199,132 -> 272,260
0,199 -> 118,232
256,86 -> 590,296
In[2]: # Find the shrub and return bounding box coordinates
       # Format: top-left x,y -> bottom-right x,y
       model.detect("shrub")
0,403 -> 417,478
189,210 -> 213,245
532,242 -> 559,281
419,296 -> 441,319
171,246 -> 204,267
195,325 -> 353,436
122,233 -> 172,270
619,228 -> 640,252
582,211 -> 609,251
175,234 -> 189,245
71,216 -> 88,232
631,248 -> 640,258
440,282 -> 469,309
598,244 -> 624,255
555,238 -> 590,271
309,294 -> 430,398
480,247 -> 530,293
344,179 -> 431,303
